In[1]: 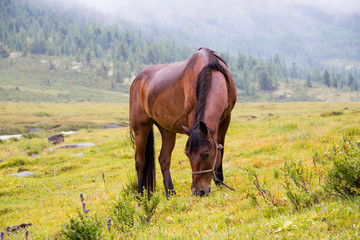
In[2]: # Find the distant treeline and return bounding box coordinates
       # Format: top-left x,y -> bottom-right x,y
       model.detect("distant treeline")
0,0 -> 192,81
224,54 -> 359,95
0,0 -> 359,96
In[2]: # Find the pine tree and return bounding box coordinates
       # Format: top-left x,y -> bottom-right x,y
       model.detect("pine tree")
354,80 -> 359,91
348,73 -> 355,87
290,62 -> 298,78
305,73 -> 312,88
323,69 -> 331,87
0,41 -> 10,58
258,70 -> 274,91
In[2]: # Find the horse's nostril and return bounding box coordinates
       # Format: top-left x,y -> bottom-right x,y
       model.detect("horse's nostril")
199,190 -> 205,196
209,187 -> 211,193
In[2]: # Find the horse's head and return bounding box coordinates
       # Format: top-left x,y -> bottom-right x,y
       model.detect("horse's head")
180,121 -> 221,197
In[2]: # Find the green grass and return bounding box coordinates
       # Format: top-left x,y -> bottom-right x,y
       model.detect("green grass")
1,102 -> 360,239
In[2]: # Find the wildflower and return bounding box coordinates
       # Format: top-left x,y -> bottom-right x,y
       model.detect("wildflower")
25,230 -> 29,240
1,232 -> 4,240
82,202 -> 89,213
107,218 -> 112,231
80,193 -> 84,202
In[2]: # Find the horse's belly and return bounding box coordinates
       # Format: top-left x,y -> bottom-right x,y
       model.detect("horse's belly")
150,106 -> 188,133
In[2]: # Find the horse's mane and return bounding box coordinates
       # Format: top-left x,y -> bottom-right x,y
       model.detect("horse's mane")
187,48 -> 229,154
195,47 -> 229,123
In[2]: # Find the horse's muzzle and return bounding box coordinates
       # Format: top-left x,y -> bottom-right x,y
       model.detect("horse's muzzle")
192,183 -> 211,197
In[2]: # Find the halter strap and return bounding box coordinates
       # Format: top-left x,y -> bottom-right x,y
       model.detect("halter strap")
191,127 -> 236,191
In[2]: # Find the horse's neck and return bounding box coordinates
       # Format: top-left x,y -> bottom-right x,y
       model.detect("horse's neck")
198,75 -> 228,134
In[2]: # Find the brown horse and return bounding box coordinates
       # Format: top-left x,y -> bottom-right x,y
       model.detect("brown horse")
129,47 -> 236,197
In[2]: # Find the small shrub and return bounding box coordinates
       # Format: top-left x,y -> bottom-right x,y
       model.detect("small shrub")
275,122 -> 298,132
19,140 -> 48,156
10,137 -> 19,142
59,210 -> 103,240
110,178 -> 160,233
323,136 -> 360,196
282,160 -> 319,211
0,158 -> 27,169
122,175 -> 138,197
0,127 -> 23,135
58,193 -> 103,240
34,112 -> 51,117
341,126 -> 360,137
111,194 -> 135,233
23,132 -> 41,139
137,191 -> 161,225
320,111 -> 343,117
244,167 -> 280,207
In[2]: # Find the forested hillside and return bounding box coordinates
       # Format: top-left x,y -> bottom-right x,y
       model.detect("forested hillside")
0,0 -> 359,102
0,0 -> 192,76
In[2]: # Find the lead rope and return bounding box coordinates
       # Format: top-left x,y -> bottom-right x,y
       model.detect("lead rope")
191,128 -> 236,191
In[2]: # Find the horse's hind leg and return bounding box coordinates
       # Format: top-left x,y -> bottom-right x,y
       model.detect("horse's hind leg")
157,125 -> 176,198
132,120 -> 154,195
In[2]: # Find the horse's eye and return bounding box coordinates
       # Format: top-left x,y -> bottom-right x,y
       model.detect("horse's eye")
202,153 -> 209,161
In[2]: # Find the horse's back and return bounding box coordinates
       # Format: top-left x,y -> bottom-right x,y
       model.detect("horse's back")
130,60 -> 190,132
130,48 -> 236,133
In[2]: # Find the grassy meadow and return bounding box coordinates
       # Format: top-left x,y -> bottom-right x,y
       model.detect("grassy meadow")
1,102 -> 360,239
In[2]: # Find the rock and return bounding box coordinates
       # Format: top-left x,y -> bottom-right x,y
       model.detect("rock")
48,134 -> 64,145
17,167 -> 29,172
56,143 -> 95,149
75,153 -> 84,157
10,171 -> 34,177
3,223 -> 32,233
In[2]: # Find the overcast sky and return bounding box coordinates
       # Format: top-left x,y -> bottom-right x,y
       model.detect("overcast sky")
77,0 -> 360,16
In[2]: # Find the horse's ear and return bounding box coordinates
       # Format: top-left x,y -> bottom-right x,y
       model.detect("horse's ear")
199,121 -> 208,136
179,125 -> 191,136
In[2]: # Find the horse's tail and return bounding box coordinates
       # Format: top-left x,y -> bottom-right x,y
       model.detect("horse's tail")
144,127 -> 156,197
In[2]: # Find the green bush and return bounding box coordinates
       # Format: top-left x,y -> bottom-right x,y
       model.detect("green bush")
111,181 -> 161,232
59,194 -> 103,240
137,191 -> 161,225
282,160 -> 319,211
23,132 -> 41,139
323,136 -> 360,196
19,140 -> 48,156
320,111 -> 343,117
59,210 -> 103,240
0,158 -> 27,169
244,167 -> 280,207
111,194 -> 135,233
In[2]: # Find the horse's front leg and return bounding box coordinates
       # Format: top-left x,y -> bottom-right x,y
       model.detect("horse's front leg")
157,126 -> 177,198
215,116 -> 231,186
